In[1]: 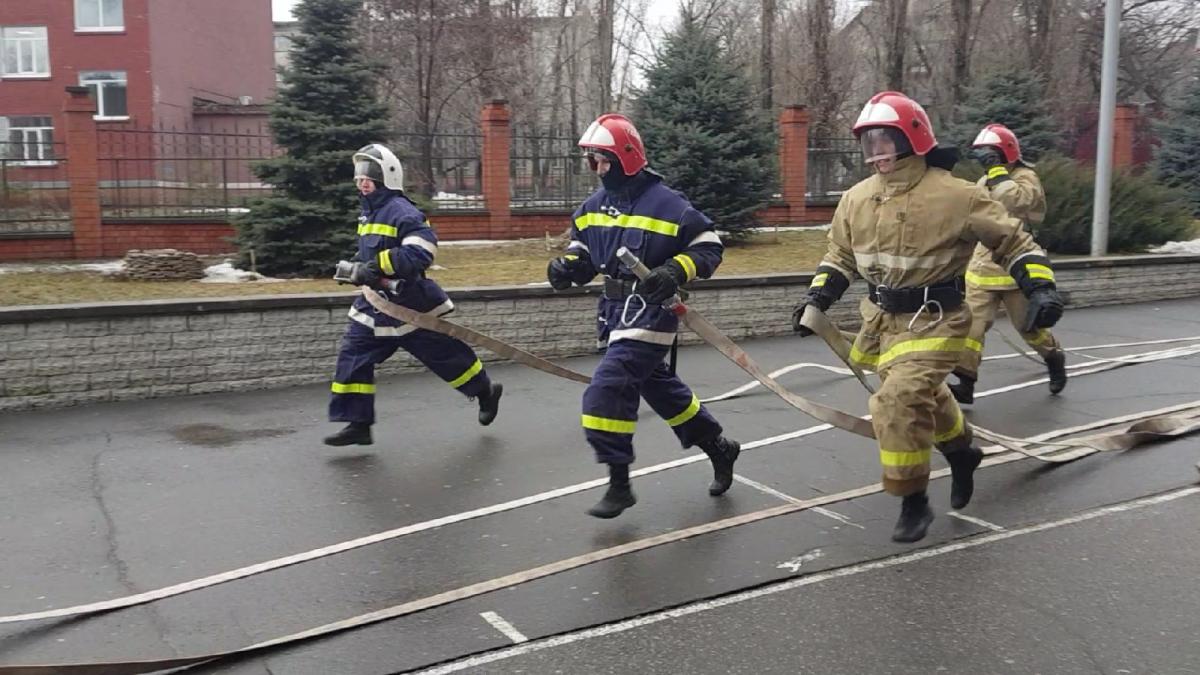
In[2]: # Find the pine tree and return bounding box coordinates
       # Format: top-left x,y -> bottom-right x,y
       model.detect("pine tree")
632,13 -> 776,242
949,68 -> 1060,162
235,0 -> 390,277
1153,67 -> 1200,217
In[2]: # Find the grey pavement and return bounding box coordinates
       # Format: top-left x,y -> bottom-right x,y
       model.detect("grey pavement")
0,298 -> 1198,674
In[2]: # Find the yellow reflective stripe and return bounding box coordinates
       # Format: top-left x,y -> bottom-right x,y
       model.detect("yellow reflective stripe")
811,273 -> 829,288
377,250 -> 395,275
564,254 -> 579,261
673,254 -> 697,281
934,408 -> 965,443
965,270 -> 1016,287
665,394 -> 701,427
1027,329 -> 1051,346
581,414 -> 637,434
850,337 -> 983,369
573,212 -> 680,237
358,223 -> 399,237
1026,263 -> 1055,281
987,166 -> 1009,179
447,359 -> 483,389
880,448 -> 932,467
331,382 -> 376,394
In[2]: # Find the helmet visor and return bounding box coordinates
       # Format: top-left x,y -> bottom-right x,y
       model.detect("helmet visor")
859,127 -> 913,166
354,158 -> 383,182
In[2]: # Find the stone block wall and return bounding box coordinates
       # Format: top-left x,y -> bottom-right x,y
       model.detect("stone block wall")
2,255 -> 1199,412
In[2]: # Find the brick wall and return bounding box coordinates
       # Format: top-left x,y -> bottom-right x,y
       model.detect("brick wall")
3,255 -> 1198,412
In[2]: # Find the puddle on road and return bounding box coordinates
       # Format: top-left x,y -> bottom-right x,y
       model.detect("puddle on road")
170,423 -> 293,448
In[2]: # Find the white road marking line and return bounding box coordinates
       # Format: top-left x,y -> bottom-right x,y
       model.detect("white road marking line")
415,487 -> 1200,674
480,611 -> 528,644
946,511 -> 1006,531
734,475 -> 865,529
776,549 -> 824,572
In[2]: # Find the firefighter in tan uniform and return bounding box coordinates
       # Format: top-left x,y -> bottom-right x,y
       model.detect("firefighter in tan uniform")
948,124 -> 1067,404
792,92 -> 1064,543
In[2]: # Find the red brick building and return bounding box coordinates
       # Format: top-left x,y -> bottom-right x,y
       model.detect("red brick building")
0,0 -> 275,162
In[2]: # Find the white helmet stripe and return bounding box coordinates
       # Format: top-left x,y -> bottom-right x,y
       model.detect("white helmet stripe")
973,129 -> 1003,146
578,120 -> 616,147
856,102 -> 901,126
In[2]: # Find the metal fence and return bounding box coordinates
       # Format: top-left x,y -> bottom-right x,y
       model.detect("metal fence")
0,142 -> 72,235
510,124 -> 593,210
393,130 -> 483,210
97,127 -> 279,219
808,137 -> 868,202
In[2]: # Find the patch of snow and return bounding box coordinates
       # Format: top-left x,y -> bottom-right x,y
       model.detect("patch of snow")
1149,239 -> 1200,255
0,260 -> 125,275
199,261 -> 287,284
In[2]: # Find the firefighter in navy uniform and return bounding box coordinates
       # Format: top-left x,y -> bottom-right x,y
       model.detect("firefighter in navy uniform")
792,92 -> 1064,542
948,123 -> 1067,404
547,114 -> 741,519
324,144 -> 502,446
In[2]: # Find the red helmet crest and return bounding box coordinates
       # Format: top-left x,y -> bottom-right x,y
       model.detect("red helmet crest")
578,113 -> 647,176
972,123 -> 1021,164
852,91 -> 937,156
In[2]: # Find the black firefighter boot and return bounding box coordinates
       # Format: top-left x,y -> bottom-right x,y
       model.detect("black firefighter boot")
587,463 -> 636,519
945,446 -> 984,510
948,371 -> 976,405
699,435 -> 741,496
476,382 -> 504,426
892,492 -> 934,543
324,422 -> 373,446
1045,350 -> 1067,395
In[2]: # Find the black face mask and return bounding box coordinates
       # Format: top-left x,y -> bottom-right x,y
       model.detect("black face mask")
599,156 -> 632,192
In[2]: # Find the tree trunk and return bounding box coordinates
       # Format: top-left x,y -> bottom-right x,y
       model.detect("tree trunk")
760,0 -> 775,111
884,0 -> 909,91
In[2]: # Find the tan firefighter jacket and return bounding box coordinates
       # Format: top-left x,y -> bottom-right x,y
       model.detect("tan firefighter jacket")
965,166 -> 1047,291
815,156 -> 1053,371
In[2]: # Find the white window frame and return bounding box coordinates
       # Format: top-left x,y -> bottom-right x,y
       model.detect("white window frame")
74,0 -> 125,33
0,26 -> 51,78
2,116 -> 57,166
80,70 -> 129,121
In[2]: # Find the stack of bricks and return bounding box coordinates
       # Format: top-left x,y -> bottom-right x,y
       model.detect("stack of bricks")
123,249 -> 206,280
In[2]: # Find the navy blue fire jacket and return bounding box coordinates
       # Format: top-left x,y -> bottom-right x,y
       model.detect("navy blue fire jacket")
567,171 -> 724,346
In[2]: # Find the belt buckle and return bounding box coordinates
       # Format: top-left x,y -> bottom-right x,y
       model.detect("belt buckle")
875,284 -> 894,312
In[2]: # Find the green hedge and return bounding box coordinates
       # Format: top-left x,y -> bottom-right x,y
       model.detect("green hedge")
955,156 -> 1193,254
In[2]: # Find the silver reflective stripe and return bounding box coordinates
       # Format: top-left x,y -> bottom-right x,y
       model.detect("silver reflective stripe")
567,240 -> 590,253
348,306 -> 375,328
686,231 -> 722,247
609,327 -> 678,346
402,235 -> 438,256
853,249 -> 957,272
1008,250 -> 1046,269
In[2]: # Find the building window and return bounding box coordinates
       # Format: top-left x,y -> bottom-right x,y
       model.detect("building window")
0,27 -> 51,78
1,116 -> 56,165
80,71 -> 128,119
75,0 -> 125,31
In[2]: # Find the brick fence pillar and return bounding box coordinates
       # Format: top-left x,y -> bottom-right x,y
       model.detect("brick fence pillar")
779,105 -> 809,225
1112,103 -> 1136,170
481,100 -> 512,238
62,86 -> 103,259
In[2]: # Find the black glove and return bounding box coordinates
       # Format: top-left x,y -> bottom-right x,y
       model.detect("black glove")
1023,286 -> 1064,332
348,261 -> 382,288
971,147 -> 1004,168
547,257 -> 576,290
639,260 -> 688,305
791,295 -> 831,337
